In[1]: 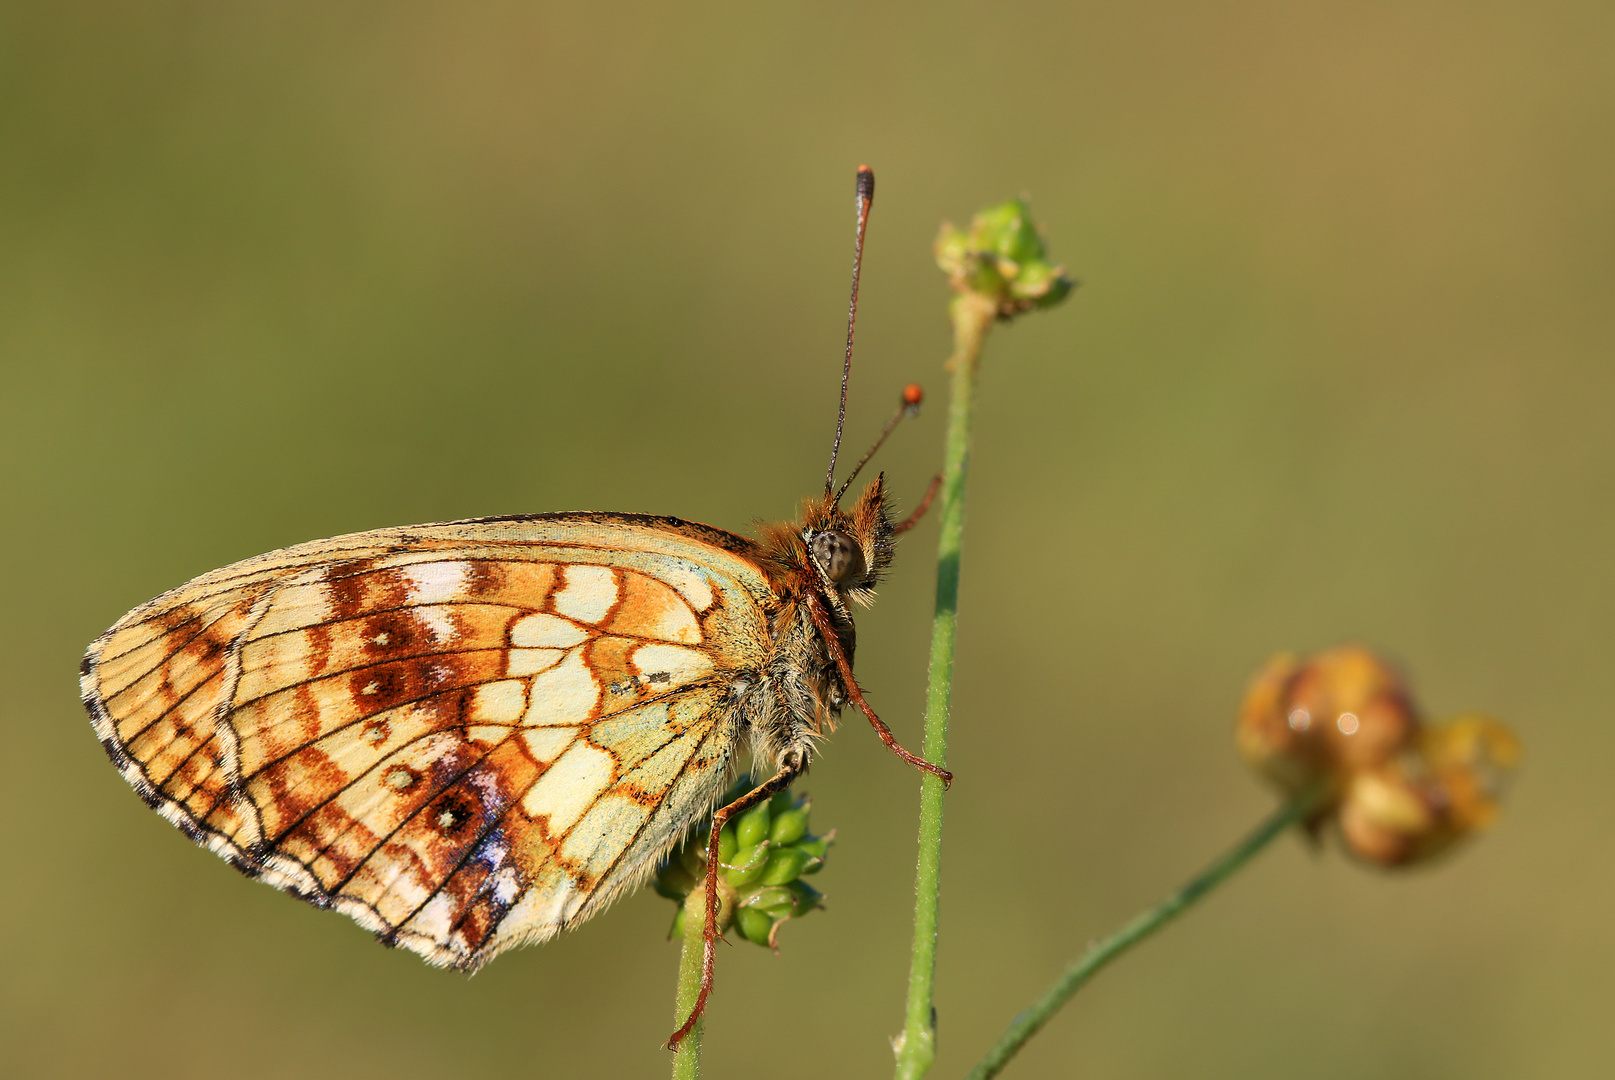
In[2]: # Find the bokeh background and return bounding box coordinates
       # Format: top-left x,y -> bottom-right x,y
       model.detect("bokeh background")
3,2 -> 1611,1077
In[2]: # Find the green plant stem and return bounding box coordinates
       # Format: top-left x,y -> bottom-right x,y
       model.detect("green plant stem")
895,293 -> 997,1080
671,892 -> 706,1080
962,788 -> 1324,1080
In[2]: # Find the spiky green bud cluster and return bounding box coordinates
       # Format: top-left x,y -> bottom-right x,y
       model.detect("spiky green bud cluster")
655,778 -> 832,949
935,198 -> 1074,318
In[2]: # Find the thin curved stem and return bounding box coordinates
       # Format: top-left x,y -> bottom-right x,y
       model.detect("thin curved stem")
963,788 -> 1325,1080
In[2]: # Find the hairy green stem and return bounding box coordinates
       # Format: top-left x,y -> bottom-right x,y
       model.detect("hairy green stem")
962,789 -> 1324,1080
671,892 -> 706,1080
894,293 -> 997,1080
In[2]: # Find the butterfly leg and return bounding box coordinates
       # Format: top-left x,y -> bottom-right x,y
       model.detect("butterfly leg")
666,761 -> 807,1051
805,591 -> 953,788
894,473 -> 942,534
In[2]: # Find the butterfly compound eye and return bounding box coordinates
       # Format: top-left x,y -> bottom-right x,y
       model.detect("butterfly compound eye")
811,530 -> 867,586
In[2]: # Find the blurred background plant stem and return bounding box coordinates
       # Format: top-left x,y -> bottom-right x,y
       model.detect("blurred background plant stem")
894,291 -> 996,1080
963,785 -> 1327,1080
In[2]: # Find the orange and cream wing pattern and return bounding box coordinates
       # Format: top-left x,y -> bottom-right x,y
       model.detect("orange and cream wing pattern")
81,514 -> 779,969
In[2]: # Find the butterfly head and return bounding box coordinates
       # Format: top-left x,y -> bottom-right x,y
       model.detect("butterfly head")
799,473 -> 895,608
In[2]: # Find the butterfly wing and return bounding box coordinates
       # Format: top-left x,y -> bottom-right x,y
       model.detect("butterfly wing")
81,513 -> 780,969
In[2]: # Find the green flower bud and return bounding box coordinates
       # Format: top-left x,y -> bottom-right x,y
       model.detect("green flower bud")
654,864 -> 696,901
1013,258 -> 1071,309
739,885 -> 796,912
769,805 -> 809,845
935,198 -> 1074,319
716,822 -> 738,864
787,880 -> 824,910
935,225 -> 969,276
973,200 -> 1044,265
794,834 -> 830,863
760,846 -> 817,886
735,800 -> 772,849
735,906 -> 775,946
723,841 -> 771,887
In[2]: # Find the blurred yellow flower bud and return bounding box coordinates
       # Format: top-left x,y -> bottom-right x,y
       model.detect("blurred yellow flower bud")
1237,647 -> 1521,867
1236,645 -> 1418,797
1337,761 -> 1441,865
1337,715 -> 1521,866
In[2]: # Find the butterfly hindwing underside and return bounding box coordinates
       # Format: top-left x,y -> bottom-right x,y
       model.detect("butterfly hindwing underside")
81,513 -> 781,968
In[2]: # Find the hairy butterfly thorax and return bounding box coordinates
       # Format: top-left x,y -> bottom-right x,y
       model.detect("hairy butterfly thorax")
746,475 -> 898,768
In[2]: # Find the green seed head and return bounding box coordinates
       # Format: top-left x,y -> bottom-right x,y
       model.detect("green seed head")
935,197 -> 1074,319
654,777 -> 835,949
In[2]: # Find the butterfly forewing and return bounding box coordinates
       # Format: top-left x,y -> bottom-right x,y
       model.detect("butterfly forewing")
82,514 -> 779,968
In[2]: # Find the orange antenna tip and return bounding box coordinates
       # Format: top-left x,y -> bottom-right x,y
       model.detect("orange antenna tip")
831,380 -> 927,504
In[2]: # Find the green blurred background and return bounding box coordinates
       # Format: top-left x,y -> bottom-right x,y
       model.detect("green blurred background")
3,2 -> 1611,1077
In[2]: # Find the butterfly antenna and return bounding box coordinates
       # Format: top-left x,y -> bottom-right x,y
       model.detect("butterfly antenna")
833,383 -> 923,504
824,165 -> 875,500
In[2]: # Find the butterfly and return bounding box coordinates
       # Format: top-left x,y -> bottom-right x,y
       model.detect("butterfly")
80,165 -> 949,1047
